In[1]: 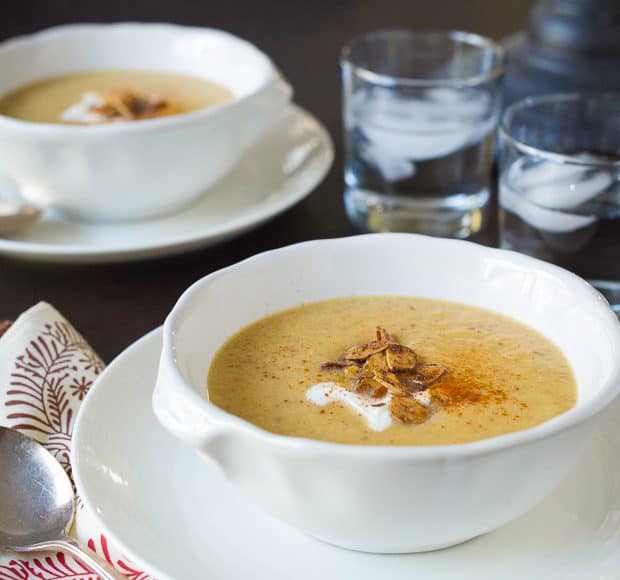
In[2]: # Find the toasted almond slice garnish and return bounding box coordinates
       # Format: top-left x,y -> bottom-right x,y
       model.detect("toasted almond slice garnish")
345,340 -> 389,361
319,324 -> 448,422
410,362 -> 446,386
356,376 -> 384,394
89,91 -> 173,122
344,365 -> 360,378
362,352 -> 388,375
91,102 -> 122,119
372,385 -> 388,399
108,93 -> 133,119
373,369 -> 409,395
385,343 -> 417,372
357,378 -> 388,400
376,326 -> 395,343
389,396 -> 430,424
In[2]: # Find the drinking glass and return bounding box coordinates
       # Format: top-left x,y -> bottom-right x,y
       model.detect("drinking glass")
499,93 -> 620,313
341,30 -> 505,237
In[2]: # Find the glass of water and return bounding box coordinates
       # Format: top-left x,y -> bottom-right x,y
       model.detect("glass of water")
499,93 -> 620,312
341,29 -> 505,237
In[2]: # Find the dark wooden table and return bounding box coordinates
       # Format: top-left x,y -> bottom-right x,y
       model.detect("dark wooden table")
0,0 -> 535,361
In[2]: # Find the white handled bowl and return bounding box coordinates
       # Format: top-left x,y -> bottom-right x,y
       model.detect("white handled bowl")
153,233 -> 620,553
0,23 -> 292,221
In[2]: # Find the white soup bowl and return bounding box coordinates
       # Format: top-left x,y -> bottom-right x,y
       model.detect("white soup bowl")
0,23 -> 292,221
153,233 -> 620,553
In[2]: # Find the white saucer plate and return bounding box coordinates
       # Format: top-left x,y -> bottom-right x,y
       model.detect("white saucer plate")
0,105 -> 333,263
72,330 -> 620,580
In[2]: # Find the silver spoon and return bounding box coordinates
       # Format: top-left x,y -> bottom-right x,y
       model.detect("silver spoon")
0,199 -> 41,235
0,427 -> 122,579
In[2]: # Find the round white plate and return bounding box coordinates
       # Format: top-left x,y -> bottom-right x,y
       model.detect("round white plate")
72,330 -> 620,580
0,105 -> 333,263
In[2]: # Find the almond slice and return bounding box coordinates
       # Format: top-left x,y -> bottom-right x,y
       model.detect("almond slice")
372,385 -> 388,399
356,377 -> 388,399
410,362 -> 446,386
376,326 -> 396,343
362,352 -> 388,375
389,395 -> 430,424
373,369 -> 409,396
91,102 -> 122,120
385,344 -> 417,372
344,340 -> 389,361
356,376 -> 384,394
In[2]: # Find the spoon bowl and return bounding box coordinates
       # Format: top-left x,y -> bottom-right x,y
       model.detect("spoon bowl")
0,427 -> 121,578
0,427 -> 73,546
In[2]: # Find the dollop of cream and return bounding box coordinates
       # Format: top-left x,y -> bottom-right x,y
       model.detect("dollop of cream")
306,382 -> 392,431
60,91 -> 109,124
306,382 -> 432,432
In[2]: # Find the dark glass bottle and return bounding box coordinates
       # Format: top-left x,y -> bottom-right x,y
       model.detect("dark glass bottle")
504,0 -> 620,104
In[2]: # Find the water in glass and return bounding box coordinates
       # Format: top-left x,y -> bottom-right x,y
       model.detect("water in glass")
345,86 -> 496,236
341,30 -> 505,238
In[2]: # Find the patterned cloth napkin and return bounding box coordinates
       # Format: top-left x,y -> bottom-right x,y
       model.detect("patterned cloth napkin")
0,302 -> 151,580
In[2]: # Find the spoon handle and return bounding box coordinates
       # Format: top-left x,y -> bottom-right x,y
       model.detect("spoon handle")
14,537 -> 124,579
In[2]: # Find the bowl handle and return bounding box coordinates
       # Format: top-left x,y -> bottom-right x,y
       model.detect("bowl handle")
236,73 -> 293,146
256,72 -> 293,111
152,353 -> 236,468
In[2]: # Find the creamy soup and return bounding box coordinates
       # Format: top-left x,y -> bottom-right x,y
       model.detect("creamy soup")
0,70 -> 234,124
207,296 -> 577,446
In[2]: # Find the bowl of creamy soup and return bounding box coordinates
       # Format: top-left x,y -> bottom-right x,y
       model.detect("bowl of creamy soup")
153,233 -> 620,553
0,23 -> 291,221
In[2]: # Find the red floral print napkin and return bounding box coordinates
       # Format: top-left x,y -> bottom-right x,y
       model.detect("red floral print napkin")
0,303 -> 151,580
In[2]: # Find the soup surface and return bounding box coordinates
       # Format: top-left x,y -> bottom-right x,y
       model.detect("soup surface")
0,69 -> 234,124
207,296 -> 577,445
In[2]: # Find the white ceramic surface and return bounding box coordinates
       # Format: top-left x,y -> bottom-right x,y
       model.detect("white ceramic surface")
153,233 -> 620,553
73,329 -> 620,580
0,23 -> 292,220
0,105 -> 332,263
